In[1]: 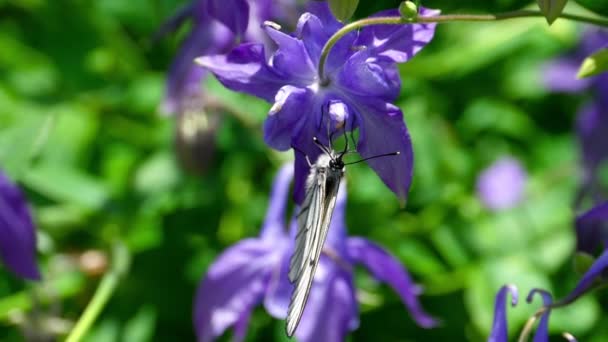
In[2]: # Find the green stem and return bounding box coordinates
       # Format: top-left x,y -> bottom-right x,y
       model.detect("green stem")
65,242 -> 130,342
317,10 -> 608,82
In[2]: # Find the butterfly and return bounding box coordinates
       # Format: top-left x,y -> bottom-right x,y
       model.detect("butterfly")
286,137 -> 399,337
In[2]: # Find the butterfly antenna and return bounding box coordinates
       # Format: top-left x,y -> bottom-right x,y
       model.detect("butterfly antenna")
345,151 -> 400,165
312,137 -> 332,156
339,130 -> 349,159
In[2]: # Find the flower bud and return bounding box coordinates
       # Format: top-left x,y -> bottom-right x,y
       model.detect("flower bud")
328,0 -> 359,22
537,0 -> 569,25
399,1 -> 418,20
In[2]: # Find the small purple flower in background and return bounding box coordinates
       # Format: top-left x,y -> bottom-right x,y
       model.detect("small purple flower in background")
0,170 -> 40,280
197,2 -> 439,203
194,164 -> 436,341
158,0 -> 299,115
544,29 -> 608,198
476,157 -> 527,211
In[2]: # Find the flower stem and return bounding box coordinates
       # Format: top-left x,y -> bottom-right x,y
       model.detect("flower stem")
65,242 -> 130,342
317,10 -> 608,82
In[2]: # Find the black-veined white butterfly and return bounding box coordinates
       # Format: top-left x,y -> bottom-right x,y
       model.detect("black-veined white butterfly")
286,137 -> 399,337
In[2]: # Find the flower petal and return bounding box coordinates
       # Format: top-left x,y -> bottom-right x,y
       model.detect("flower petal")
526,289 -> 553,342
555,249 -> 608,305
294,265 -> 358,342
296,3 -> 357,73
346,237 -> 437,327
337,57 -> 400,101
543,58 -> 592,93
193,239 -> 277,341
260,163 -> 294,240
196,43 -> 286,102
264,242 -> 293,318
575,201 -> 608,255
352,100 -> 414,203
263,24 -> 316,83
0,171 -> 40,280
355,7 -> 439,64
476,157 -> 527,211
206,0 -> 250,37
488,285 -> 519,342
264,86 -> 314,151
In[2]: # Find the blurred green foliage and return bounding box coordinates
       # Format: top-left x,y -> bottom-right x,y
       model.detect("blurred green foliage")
0,0 -> 606,341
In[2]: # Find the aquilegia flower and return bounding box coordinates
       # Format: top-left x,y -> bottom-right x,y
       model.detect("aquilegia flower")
197,2 -> 439,203
159,0 -> 298,114
476,157 -> 527,211
544,29 -> 608,198
488,285 -> 563,342
0,169 -> 40,280
489,203 -> 608,341
194,164 -> 436,341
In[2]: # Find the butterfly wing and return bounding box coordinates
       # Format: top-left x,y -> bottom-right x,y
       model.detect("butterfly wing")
286,166 -> 342,337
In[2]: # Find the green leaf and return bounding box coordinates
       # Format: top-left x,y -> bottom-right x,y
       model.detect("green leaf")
537,0 -> 569,24
574,0 -> 608,16
328,0 -> 359,22
577,48 -> 608,78
122,306 -> 156,342
23,162 -> 110,210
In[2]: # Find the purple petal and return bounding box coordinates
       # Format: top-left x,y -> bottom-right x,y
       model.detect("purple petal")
196,43 -> 286,102
193,239 -> 279,341
476,157 -> 528,211
263,244 -> 293,319
488,285 -> 519,342
526,289 -> 553,342
263,24 -> 316,83
296,3 -> 357,73
355,8 -> 439,64
294,263 -> 358,342
351,99 -> 414,203
576,102 -> 608,184
337,57 -> 400,101
264,86 -> 314,151
325,184 -> 348,251
233,304 -> 253,342
162,20 -> 234,114
0,171 -> 40,280
543,59 -> 592,93
206,0 -> 250,37
555,249 -> 608,305
346,237 -> 437,328
575,201 -> 608,255
260,163 -> 294,240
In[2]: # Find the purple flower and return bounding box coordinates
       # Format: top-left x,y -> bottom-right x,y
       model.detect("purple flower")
159,0 -> 298,115
488,285 -> 518,342
575,201 -> 608,255
554,249 -> 608,307
476,157 -> 527,211
544,29 -> 608,196
487,286 -> 554,342
196,3 -> 439,203
0,170 -> 40,280
194,164 -> 436,341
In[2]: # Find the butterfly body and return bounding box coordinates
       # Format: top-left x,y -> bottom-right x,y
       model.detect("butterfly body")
286,150 -> 345,337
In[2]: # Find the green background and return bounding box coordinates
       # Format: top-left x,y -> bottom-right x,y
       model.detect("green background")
0,0 -> 606,340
